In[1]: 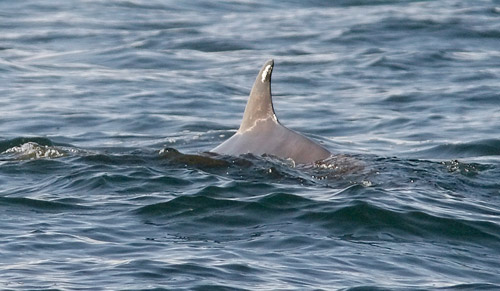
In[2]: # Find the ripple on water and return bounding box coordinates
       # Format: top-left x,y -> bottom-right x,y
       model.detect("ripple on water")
2,0 -> 500,289
0,196 -> 88,212
416,139 -> 500,159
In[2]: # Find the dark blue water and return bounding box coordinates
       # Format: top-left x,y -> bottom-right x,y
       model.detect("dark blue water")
1,0 -> 500,289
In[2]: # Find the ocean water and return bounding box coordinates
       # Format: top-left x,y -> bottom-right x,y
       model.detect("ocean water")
1,0 -> 500,290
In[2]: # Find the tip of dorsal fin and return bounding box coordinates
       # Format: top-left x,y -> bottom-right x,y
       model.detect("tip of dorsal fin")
239,59 -> 277,132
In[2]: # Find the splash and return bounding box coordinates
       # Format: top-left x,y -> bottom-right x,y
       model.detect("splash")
3,142 -> 68,160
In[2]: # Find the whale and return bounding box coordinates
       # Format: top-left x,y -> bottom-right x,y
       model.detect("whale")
211,59 -> 332,164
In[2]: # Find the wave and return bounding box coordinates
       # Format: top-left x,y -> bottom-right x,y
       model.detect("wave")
136,192 -> 500,246
414,139 -> 500,159
0,137 -> 79,160
343,283 -> 500,291
0,137 -> 54,152
302,200 -> 500,243
0,196 -> 88,211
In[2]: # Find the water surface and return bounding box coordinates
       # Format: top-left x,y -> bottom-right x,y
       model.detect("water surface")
1,0 -> 500,290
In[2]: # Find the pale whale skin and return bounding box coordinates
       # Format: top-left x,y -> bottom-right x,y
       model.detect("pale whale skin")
211,59 -> 331,164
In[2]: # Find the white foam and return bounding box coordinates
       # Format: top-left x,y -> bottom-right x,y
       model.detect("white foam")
4,142 -> 67,160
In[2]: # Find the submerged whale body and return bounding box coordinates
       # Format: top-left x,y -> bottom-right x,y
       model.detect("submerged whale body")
211,59 -> 331,164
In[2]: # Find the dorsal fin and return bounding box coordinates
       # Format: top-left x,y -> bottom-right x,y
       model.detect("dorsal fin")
239,59 -> 277,131
211,59 -> 332,164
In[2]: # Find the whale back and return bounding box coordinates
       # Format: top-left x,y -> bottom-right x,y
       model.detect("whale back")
211,60 -> 331,164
